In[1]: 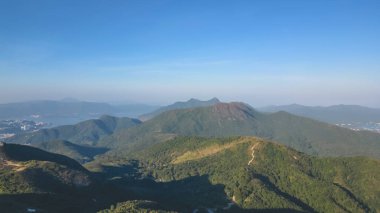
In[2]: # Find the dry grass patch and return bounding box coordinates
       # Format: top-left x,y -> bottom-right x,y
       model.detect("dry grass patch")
172,137 -> 262,164
3,160 -> 27,172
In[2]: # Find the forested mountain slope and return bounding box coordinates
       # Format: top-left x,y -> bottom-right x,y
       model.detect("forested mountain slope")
91,136 -> 380,212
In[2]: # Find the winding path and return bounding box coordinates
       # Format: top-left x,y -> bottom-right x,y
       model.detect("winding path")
248,143 -> 260,165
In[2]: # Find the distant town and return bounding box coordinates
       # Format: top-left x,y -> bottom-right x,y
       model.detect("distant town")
335,122 -> 380,133
0,120 -> 49,139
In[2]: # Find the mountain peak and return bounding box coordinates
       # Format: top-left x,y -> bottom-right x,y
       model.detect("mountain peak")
186,97 -> 220,104
209,97 -> 221,103
139,97 -> 222,121
213,102 -> 251,110
187,98 -> 199,102
211,102 -> 256,120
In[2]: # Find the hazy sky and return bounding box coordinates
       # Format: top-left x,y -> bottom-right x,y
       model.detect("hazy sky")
0,0 -> 379,107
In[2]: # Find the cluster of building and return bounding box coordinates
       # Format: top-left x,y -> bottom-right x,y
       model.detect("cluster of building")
0,120 -> 47,139
335,122 -> 380,133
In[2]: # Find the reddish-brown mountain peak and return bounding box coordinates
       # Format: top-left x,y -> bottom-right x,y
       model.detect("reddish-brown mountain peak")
212,102 -> 256,120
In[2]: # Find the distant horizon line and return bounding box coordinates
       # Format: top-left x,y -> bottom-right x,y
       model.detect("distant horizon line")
0,97 -> 379,109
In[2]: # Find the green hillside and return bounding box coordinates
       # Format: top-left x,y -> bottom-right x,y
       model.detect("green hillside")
2,136 -> 379,212
6,115 -> 141,146
0,142 -> 91,194
0,142 -> 136,213
93,136 -> 379,212
102,102 -> 380,158
0,142 -> 86,170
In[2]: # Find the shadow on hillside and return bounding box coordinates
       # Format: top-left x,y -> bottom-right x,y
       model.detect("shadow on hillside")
115,175 -> 228,211
0,193 -> 93,213
76,145 -> 110,161
0,192 -> 305,213
251,172 -> 315,212
98,163 -> 307,212
0,181 -> 138,213
0,162 -> 307,213
98,159 -> 142,179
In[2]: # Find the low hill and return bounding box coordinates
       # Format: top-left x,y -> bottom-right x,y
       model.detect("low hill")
139,98 -> 220,121
95,136 -> 379,212
0,142 -> 91,194
6,115 -> 141,146
258,104 -> 380,123
102,102 -> 380,158
0,142 -> 137,213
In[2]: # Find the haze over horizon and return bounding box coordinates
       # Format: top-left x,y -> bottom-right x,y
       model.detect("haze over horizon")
1,0 -> 379,107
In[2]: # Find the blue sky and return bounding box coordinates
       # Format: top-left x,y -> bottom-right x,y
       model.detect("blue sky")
0,0 -> 379,106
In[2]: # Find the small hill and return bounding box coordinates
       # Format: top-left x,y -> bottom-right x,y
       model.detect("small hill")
102,102 -> 380,159
103,136 -> 379,212
139,98 -> 221,121
0,142 -> 85,170
0,142 -> 139,213
0,142 -> 91,194
5,115 -> 141,146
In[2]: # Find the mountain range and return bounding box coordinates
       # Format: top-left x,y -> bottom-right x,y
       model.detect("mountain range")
97,102 -> 380,159
259,104 -> 380,123
1,98 -> 380,212
6,99 -> 380,159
